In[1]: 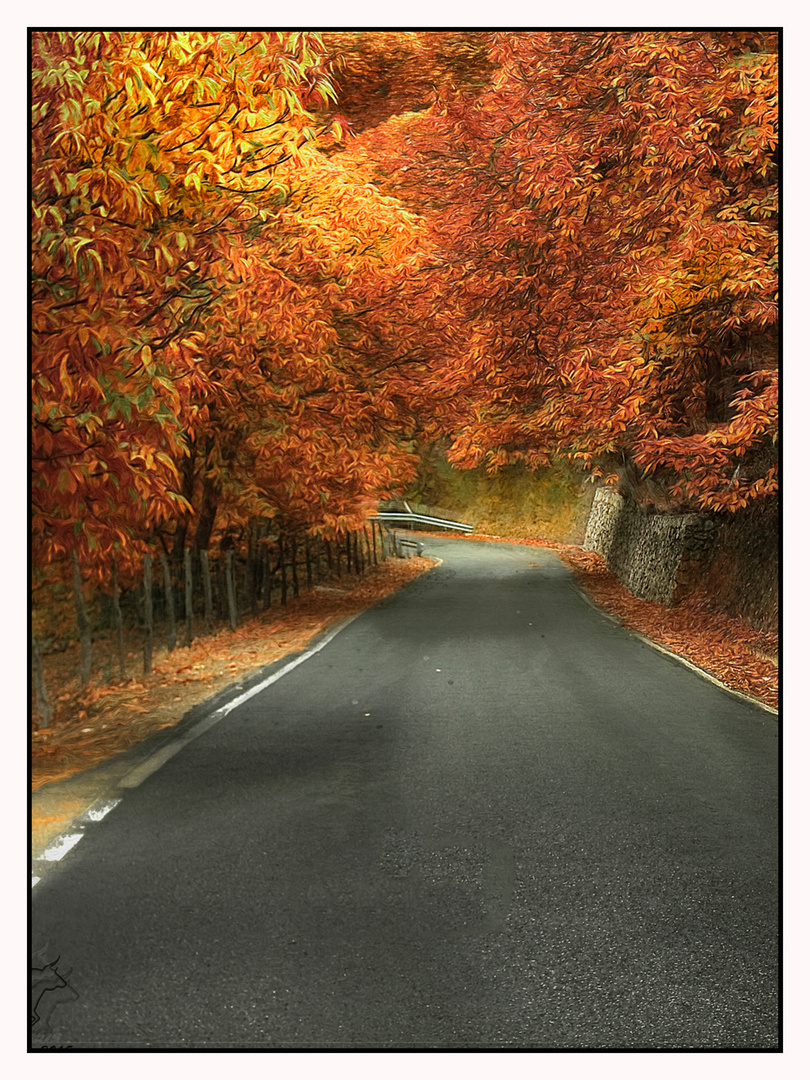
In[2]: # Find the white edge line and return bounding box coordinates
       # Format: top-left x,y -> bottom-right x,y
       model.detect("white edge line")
39,832 -> 85,862
33,802 -> 124,887
118,613 -> 362,789
33,560 -> 443,881
76,797 -> 122,823
639,635 -> 780,716
572,583 -> 779,716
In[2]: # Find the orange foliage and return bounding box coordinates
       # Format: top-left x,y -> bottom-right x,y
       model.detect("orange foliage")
31,31 -> 430,586
346,32 -> 779,513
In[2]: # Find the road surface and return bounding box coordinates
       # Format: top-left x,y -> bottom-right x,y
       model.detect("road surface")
31,536 -> 779,1049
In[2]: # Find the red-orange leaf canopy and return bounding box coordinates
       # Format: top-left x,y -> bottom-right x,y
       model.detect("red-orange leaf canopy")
345,30 -> 779,513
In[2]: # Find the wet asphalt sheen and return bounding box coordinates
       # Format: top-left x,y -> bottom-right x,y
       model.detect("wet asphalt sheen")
31,537 -> 779,1050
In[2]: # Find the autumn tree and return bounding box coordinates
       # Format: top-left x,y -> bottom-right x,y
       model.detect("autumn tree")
166,147 -> 431,556
32,32 -> 322,572
31,30 -> 430,595
344,31 -> 779,513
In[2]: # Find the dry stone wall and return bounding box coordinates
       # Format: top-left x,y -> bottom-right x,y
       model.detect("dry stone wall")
584,488 -> 710,605
583,487 -> 778,632
698,499 -> 779,633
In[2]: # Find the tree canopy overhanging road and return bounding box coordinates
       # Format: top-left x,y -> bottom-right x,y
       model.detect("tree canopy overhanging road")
32,538 -> 778,1050
32,32 -> 777,671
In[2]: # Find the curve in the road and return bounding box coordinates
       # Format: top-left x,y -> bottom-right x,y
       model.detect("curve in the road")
32,537 -> 779,1050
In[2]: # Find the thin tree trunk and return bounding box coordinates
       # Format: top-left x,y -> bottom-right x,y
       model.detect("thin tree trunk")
184,547 -> 194,646
325,538 -> 334,579
32,632 -> 52,728
159,553 -> 177,654
143,553 -> 153,675
226,548 -> 238,630
368,525 -> 377,567
171,449 -> 196,561
111,557 -> 126,678
279,536 -> 288,606
194,474 -> 218,553
305,540 -> 313,590
70,548 -> 92,687
242,532 -> 251,613
291,538 -> 300,598
200,549 -> 214,634
250,524 -> 261,613
346,534 -> 352,575
250,529 -> 261,612
263,545 -> 273,610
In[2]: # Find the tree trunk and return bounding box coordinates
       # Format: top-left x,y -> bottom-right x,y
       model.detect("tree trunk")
254,537 -> 262,608
241,532 -> 250,613
346,534 -> 352,575
200,549 -> 214,634
248,523 -> 261,613
184,547 -> 194,646
32,632 -> 52,728
194,476 -> 218,552
325,538 -> 334,579
143,553 -> 153,675
111,557 -> 126,678
263,545 -> 273,610
70,548 -> 92,687
305,540 -> 313,590
279,536 -> 288,606
226,548 -> 238,630
368,525 -> 377,566
159,553 -> 177,654
171,449 -> 196,561
291,537 -> 300,598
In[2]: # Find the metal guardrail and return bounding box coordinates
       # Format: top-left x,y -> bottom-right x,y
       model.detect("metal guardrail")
372,512 -> 475,533
392,536 -> 424,559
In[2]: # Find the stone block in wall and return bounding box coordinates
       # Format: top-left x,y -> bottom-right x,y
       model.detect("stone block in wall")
673,517 -> 719,602
698,500 -> 778,633
583,488 -> 713,606
583,486 -> 777,631
582,487 -> 624,556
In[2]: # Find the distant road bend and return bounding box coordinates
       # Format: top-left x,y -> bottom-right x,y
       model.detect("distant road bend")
32,535 -> 778,1049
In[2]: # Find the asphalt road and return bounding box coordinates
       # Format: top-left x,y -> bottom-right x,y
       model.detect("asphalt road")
31,537 -> 779,1049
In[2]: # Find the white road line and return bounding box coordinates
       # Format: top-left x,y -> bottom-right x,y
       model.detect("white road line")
76,797 -> 122,824
639,635 -> 780,716
119,614 -> 362,789
33,580 -> 436,887
40,833 -> 85,862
